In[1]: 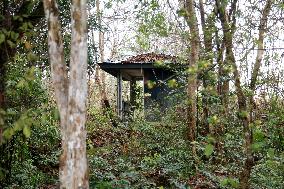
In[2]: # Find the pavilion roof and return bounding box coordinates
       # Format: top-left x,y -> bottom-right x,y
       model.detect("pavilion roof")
120,52 -> 176,64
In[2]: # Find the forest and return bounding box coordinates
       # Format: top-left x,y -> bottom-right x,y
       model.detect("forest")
0,0 -> 284,188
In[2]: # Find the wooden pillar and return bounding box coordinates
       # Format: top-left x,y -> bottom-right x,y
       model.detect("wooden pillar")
130,78 -> 137,118
142,74 -> 145,118
117,70 -> 123,119
130,78 -> 136,106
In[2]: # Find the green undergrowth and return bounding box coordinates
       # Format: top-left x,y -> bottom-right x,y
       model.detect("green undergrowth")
87,112 -> 194,188
86,103 -> 284,189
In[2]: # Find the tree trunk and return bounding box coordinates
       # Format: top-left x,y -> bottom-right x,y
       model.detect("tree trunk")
96,0 -> 109,109
215,0 -> 256,188
239,1 -> 274,188
183,0 -> 200,142
198,0 -> 214,136
43,0 -> 89,188
249,0 -> 274,120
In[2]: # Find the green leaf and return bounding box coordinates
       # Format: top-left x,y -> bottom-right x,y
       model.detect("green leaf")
16,79 -> 26,88
14,122 -> 22,131
3,128 -> 14,140
238,110 -> 249,118
136,35 -> 150,50
27,22 -> 33,29
267,148 -> 275,158
13,15 -> 19,20
23,125 -> 31,138
207,115 -> 219,125
220,178 -> 229,186
154,60 -> 163,67
176,8 -> 187,17
0,33 -> 5,44
25,66 -> 36,81
27,52 -> 38,62
167,79 -> 178,88
251,142 -> 265,152
221,178 -> 239,188
105,1 -> 112,9
204,144 -> 214,157
10,31 -> 19,41
20,22 -> 28,31
206,136 -> 216,144
7,40 -> 15,48
0,15 -> 4,21
0,168 -> 4,180
253,129 -> 265,142
186,65 -> 198,74
146,80 -> 156,89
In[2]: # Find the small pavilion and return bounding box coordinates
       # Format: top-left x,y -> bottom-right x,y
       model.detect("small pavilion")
98,53 -> 177,120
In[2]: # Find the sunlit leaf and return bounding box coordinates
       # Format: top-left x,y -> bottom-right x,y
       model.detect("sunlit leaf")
147,80 -> 156,89
167,79 -> 178,88
221,178 -> 239,188
14,122 -> 22,131
154,60 -> 163,67
23,125 -> 31,138
204,144 -> 214,157
3,128 -> 14,140
16,79 -> 26,88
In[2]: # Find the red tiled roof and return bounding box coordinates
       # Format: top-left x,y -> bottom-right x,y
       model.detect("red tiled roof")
120,53 -> 176,63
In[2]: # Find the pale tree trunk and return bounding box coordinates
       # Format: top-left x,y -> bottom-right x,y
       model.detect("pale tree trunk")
183,0 -> 200,144
249,0 -> 274,120
43,0 -> 89,188
96,0 -> 109,109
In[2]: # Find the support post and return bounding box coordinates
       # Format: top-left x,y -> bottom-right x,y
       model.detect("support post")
117,70 -> 123,119
130,78 -> 137,118
130,78 -> 136,106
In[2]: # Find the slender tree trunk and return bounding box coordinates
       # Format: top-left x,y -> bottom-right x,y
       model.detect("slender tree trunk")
249,0 -> 274,121
198,0 -> 215,135
215,0 -> 273,188
239,1 -> 274,188
183,0 -> 200,143
215,0 -> 235,116
216,0 -> 252,186
96,0 -> 109,109
43,0 -> 89,188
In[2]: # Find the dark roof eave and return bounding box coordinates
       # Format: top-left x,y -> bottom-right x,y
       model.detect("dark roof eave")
98,62 -> 156,69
